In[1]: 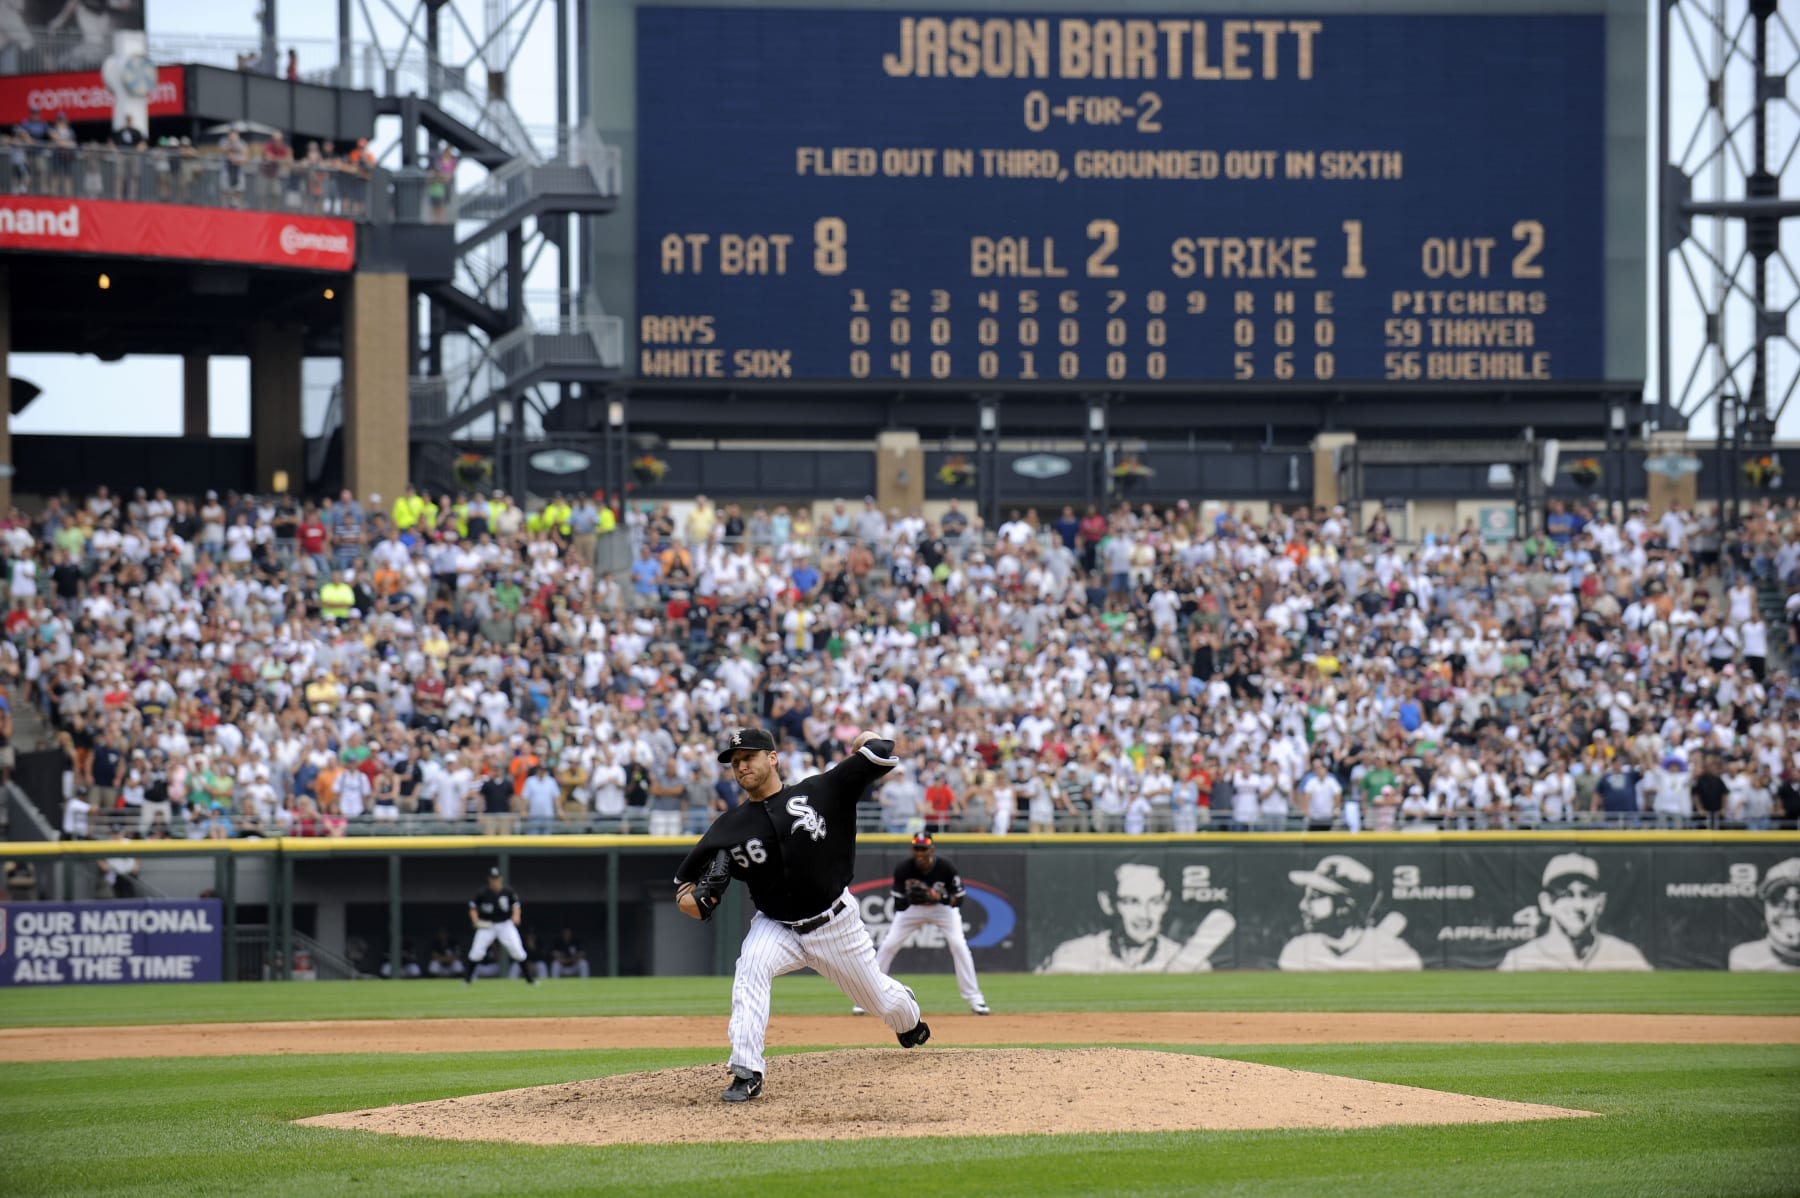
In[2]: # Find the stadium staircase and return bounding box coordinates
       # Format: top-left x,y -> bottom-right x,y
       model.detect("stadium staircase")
9,684 -> 50,755
324,52 -> 538,168
301,60 -> 626,492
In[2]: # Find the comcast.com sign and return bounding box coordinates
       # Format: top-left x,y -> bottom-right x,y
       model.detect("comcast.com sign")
25,80 -> 178,113
279,225 -> 351,257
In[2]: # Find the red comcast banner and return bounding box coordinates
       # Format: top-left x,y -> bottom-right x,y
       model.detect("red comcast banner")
0,199 -> 355,271
0,67 -> 186,126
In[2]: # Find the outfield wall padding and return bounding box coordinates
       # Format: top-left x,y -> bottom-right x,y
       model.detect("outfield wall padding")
7,836 -> 1796,976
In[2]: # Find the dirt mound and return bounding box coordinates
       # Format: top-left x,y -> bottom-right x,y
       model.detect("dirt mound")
298,1048 -> 1597,1144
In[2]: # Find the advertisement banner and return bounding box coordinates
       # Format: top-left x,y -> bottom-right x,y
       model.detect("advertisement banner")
0,899 -> 223,985
0,66 -> 184,126
853,848 -> 1027,972
1012,841 -> 1800,973
0,198 -> 355,271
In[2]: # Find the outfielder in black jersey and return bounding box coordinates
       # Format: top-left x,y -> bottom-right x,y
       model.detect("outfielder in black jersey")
856,833 -> 990,1016
466,867 -> 536,983
675,727 -> 929,1103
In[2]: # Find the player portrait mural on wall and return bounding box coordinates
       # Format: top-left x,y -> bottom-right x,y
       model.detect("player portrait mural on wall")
1011,844 -> 1752,973
1035,859 -> 1234,973
1278,854 -> 1421,971
1498,853 -> 1652,972
1729,857 -> 1800,973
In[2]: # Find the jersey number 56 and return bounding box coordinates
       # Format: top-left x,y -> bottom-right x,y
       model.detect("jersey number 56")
730,840 -> 768,868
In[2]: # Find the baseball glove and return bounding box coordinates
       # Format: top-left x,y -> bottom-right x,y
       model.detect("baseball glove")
691,848 -> 732,921
905,878 -> 935,905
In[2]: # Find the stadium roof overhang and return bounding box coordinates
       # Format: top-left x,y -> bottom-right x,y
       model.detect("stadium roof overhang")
5,252 -> 348,359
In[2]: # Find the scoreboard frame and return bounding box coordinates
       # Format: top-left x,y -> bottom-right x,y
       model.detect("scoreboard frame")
581,0 -> 1647,437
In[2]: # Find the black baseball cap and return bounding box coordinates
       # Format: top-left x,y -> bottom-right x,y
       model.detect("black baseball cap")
718,728 -> 777,762
488,867 -> 502,878
911,833 -> 934,850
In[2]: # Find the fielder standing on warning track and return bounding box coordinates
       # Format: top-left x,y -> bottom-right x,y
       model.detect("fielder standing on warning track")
854,833 -> 990,1016
674,727 -> 930,1103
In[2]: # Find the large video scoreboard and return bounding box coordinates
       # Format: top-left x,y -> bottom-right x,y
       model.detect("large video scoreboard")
635,9 -> 1604,386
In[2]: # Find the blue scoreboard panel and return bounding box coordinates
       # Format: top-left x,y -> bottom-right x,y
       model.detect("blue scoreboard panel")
636,9 -> 1604,385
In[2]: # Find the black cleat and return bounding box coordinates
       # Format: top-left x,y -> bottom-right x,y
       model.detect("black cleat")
721,1068 -> 763,1103
897,1020 -> 931,1048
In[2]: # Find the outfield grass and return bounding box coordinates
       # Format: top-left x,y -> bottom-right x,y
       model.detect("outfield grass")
1,1044 -> 1795,1197
2,971 -> 1797,1027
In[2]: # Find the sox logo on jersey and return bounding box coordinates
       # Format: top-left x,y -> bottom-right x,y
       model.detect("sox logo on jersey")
786,795 -> 827,841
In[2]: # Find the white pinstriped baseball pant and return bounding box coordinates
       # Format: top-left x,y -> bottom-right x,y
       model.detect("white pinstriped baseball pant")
730,889 -> 920,1076
468,921 -> 527,963
876,904 -> 986,1007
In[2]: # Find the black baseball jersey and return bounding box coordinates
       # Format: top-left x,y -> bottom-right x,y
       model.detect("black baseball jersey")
674,742 -> 897,922
892,855 -> 965,911
470,887 -> 521,923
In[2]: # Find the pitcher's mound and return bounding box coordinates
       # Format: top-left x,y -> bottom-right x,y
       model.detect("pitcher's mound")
299,1048 -> 1595,1145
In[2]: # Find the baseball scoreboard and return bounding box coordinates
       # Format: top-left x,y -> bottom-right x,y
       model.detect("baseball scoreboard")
634,9 -> 1605,386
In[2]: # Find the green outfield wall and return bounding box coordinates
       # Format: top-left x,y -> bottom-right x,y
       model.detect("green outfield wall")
4,833 -> 1796,981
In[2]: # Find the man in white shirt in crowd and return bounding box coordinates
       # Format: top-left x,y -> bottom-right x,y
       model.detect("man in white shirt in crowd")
1299,759 -> 1342,832
1140,757 -> 1174,833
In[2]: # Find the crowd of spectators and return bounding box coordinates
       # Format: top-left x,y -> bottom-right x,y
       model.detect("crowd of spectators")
8,479 -> 1800,848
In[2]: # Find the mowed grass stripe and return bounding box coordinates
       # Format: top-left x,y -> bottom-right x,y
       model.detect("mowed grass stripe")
0,1045 -> 1795,1197
2,971 -> 1798,1028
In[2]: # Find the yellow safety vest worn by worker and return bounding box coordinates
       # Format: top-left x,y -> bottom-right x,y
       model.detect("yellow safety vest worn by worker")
319,581 -> 355,620
598,506 -> 617,534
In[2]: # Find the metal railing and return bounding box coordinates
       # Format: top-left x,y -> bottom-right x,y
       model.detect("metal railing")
0,140 -> 501,228
236,925 -> 363,981
564,125 -> 622,196
0,30 -> 367,77
127,806 -> 1791,844
410,299 -> 624,429
0,29 -> 315,76
0,26 -> 540,165
318,50 -> 539,163
3,140 -> 380,218
453,127 -> 623,232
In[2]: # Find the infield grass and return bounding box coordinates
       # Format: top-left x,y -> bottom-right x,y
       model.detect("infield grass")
1,1043 -> 1795,1197
1,970 -> 1797,1026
